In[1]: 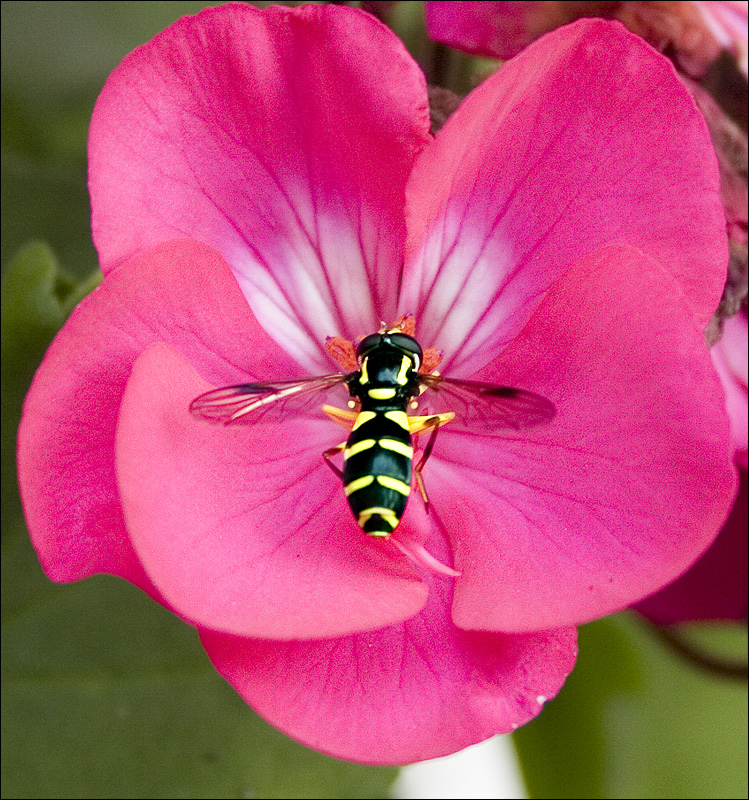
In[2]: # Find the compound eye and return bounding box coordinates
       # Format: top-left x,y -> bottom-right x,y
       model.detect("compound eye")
388,333 -> 423,368
355,334 -> 382,361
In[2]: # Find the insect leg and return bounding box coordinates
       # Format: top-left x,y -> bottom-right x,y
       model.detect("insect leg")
322,404 -> 358,430
407,411 -> 454,434
322,441 -> 346,478
408,412 -> 454,510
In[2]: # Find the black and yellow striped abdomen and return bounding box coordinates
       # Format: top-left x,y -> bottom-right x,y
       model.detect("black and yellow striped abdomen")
342,409 -> 414,538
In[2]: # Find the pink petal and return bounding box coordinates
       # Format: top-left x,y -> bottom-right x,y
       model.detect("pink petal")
200,528 -> 577,764
695,0 -> 749,76
635,469 -> 748,623
426,1 -> 553,59
428,244 -> 737,631
401,18 -> 726,375
636,311 -> 748,623
712,338 -> 749,467
719,311 -> 749,388
89,3 -> 431,372
17,240 -> 301,592
116,342 -> 428,639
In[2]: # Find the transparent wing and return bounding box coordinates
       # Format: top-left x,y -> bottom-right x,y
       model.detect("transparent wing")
415,374 -> 556,434
190,374 -> 351,426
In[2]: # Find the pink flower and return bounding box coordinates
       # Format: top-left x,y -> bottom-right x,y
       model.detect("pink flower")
714,310 -> 749,468
17,5 -> 736,763
427,1 -> 749,76
426,0 -> 555,59
636,310 -> 748,624
694,0 -> 749,77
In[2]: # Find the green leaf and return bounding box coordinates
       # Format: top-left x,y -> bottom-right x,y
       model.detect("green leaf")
513,613 -> 748,799
1,243 -> 101,523
2,559 -> 397,799
1,151 -> 98,279
3,244 -> 72,523
2,241 -> 67,345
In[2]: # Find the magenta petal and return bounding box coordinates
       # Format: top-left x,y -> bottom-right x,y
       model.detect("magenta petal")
433,245 -> 737,631
17,239 -> 300,591
719,311 -> 749,389
712,311 -> 749,465
116,343 -> 428,639
200,530 -> 576,764
426,1 -> 550,59
635,469 -> 748,624
695,0 -> 749,77
402,18 -> 726,374
90,3 -> 431,370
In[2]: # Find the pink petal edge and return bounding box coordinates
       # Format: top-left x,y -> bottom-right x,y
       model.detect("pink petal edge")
201,526 -> 577,764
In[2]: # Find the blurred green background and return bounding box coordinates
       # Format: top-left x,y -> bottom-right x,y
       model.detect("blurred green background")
2,3 -> 747,797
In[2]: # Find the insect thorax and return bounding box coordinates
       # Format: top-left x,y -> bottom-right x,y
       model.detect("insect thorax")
347,349 -> 420,411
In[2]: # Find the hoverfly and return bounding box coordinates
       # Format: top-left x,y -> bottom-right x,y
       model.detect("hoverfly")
190,321 -> 555,539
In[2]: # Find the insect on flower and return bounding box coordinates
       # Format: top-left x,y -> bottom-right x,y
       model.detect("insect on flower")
190,317 -> 556,539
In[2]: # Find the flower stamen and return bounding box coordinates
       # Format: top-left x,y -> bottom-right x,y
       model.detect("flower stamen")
390,536 -> 461,578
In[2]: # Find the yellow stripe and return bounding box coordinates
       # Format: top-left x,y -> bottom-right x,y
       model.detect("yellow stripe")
357,509 -> 399,529
368,387 -> 396,400
376,475 -> 411,496
384,410 -> 409,430
344,439 -> 376,459
396,355 -> 411,385
378,439 -> 413,458
357,506 -> 399,519
360,357 -> 369,384
366,530 -> 393,538
352,410 -> 377,431
344,475 -> 374,496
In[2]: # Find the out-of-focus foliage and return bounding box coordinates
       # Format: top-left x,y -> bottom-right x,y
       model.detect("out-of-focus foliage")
514,614 -> 747,799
